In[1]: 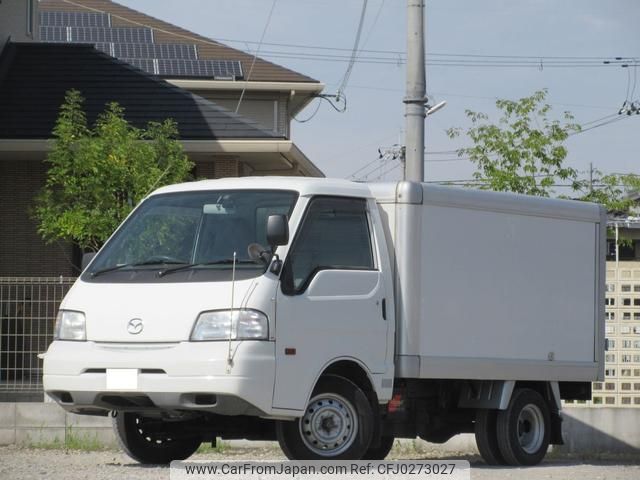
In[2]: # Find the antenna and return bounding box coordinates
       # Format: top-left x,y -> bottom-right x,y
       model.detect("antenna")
226,251 -> 237,373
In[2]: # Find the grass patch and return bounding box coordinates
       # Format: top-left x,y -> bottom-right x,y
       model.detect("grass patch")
197,438 -> 230,454
28,426 -> 112,452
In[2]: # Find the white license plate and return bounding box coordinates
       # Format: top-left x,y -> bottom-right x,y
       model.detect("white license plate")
106,369 -> 138,390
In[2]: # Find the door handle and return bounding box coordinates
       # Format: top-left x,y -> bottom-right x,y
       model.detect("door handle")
381,298 -> 387,320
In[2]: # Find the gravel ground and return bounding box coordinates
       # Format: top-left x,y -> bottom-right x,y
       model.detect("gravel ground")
1,445 -> 639,480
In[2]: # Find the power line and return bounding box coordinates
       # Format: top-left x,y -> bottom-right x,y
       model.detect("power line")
241,45 -> 637,68
292,97 -> 322,123
252,50 -> 640,68
336,0 -> 369,101
360,0 -> 385,50
573,114 -> 634,134
351,144 -> 405,180
579,113 -> 619,127
356,155 -> 399,180
425,157 -> 473,163
425,149 -> 462,155
377,161 -> 403,179
347,155 -> 385,179
325,83 -> 617,110
293,93 -> 349,123
207,34 -> 637,63
235,0 -> 278,114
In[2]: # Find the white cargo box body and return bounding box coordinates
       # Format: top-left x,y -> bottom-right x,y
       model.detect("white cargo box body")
371,182 -> 606,383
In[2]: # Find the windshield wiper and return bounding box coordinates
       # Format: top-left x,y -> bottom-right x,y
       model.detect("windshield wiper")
158,259 -> 258,277
91,259 -> 187,278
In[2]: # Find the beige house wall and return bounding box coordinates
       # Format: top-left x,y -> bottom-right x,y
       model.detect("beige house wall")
190,90 -> 290,138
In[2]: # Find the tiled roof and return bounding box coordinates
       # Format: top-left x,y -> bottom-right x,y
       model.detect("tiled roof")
39,0 -> 319,84
0,42 -> 281,140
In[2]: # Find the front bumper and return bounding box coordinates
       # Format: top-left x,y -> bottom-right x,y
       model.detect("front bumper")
43,340 -> 275,416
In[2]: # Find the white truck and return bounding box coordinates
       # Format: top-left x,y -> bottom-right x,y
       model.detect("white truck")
42,177 -> 605,466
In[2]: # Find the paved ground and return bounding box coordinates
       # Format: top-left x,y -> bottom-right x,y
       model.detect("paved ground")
1,445 -> 639,480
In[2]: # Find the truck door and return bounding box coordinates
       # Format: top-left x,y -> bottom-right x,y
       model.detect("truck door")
272,196 -> 389,411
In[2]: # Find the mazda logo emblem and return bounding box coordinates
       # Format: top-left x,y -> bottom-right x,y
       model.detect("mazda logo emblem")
127,318 -> 144,335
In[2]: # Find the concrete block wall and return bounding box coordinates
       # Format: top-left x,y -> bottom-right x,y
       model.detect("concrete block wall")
557,407 -> 640,454
0,402 -> 116,447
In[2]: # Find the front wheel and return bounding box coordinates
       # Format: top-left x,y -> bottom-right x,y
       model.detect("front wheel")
112,412 -> 202,465
276,375 -> 374,460
496,388 -> 551,466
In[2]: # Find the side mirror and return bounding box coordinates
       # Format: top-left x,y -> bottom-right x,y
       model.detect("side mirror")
81,252 -> 97,271
266,214 -> 289,252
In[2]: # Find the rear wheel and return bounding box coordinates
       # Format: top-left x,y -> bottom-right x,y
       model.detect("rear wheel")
112,412 -> 202,465
474,409 -> 505,465
496,389 -> 551,466
276,375 -> 374,460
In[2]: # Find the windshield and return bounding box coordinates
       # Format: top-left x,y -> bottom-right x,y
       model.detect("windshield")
85,189 -> 298,282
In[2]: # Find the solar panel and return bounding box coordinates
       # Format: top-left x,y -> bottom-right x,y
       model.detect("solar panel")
157,59 -> 244,79
40,26 -> 67,42
69,27 -> 154,44
120,58 -> 156,75
40,11 -> 111,28
39,11 -> 243,80
110,43 -> 198,60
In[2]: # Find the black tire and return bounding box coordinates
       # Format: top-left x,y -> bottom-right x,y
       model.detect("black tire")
496,389 -> 551,466
112,412 -> 202,465
474,409 -> 505,465
362,435 -> 395,460
276,375 -> 374,460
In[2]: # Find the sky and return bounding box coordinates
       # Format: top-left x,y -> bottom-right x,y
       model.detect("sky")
117,0 -> 640,187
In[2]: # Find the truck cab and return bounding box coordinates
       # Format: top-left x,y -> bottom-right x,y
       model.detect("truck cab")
44,177 -> 396,461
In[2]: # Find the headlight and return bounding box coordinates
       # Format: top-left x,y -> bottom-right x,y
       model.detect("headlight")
54,310 -> 86,341
191,309 -> 268,341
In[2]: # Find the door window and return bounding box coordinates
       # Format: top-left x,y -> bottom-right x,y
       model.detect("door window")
282,197 -> 374,294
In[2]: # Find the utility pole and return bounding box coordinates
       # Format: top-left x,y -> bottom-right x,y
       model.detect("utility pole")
404,0 -> 427,182
589,162 -> 594,194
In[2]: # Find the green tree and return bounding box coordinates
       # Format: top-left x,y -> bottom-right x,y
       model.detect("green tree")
575,170 -> 640,215
447,89 -> 581,197
33,89 -> 193,252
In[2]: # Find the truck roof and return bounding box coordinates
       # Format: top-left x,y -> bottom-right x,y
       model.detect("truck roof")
151,177 -> 603,223
151,176 -> 376,199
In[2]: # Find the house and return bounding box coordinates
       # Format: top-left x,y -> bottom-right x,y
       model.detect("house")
0,0 -> 323,400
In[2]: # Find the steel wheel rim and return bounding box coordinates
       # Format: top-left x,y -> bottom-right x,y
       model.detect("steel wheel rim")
299,392 -> 358,457
517,404 -> 544,454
